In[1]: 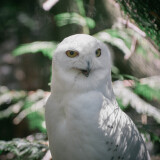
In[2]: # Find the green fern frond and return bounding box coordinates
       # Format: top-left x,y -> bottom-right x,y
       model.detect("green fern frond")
13,41 -> 58,59
134,83 -> 160,101
55,12 -> 95,29
0,138 -> 48,160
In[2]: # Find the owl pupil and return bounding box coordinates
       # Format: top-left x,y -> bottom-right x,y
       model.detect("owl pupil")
70,51 -> 74,55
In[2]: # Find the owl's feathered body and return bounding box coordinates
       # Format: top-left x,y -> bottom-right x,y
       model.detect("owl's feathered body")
45,34 -> 150,160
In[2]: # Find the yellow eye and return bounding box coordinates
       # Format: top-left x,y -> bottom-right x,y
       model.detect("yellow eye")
66,50 -> 79,58
95,48 -> 101,57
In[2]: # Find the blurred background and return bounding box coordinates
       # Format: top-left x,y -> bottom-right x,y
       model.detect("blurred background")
0,0 -> 160,159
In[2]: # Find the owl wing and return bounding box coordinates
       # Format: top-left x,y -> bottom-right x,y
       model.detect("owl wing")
99,96 -> 150,160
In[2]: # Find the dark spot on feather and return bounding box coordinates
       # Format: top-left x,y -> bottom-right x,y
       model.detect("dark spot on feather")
113,148 -> 117,152
111,156 -> 114,160
108,125 -> 113,128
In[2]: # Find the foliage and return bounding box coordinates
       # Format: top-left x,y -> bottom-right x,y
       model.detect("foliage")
16,90 -> 47,133
113,80 -> 160,122
0,86 -> 26,119
116,0 -> 160,51
134,83 -> 160,101
54,0 -> 95,34
27,112 -> 46,133
0,87 -> 47,134
13,41 -> 58,59
0,138 -> 48,160
94,27 -> 160,59
55,12 -> 95,29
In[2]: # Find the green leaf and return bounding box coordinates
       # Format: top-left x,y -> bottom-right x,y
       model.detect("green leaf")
85,17 -> 95,29
55,12 -> 95,29
134,83 -> 160,101
13,41 -> 58,59
122,74 -> 139,81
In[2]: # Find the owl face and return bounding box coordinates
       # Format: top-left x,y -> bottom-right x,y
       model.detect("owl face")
52,34 -> 111,92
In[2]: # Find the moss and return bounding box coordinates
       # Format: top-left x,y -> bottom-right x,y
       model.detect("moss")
116,0 -> 160,50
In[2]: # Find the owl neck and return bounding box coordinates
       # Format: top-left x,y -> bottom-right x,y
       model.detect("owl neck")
51,71 -> 115,101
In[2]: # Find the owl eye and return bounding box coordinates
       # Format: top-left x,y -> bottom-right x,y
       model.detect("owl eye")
66,50 -> 79,58
95,48 -> 101,57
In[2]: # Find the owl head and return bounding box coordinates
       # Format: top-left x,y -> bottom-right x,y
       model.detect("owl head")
51,34 -> 113,97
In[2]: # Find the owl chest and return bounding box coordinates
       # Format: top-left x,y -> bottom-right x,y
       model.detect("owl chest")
51,92 -> 109,159
54,92 -> 102,132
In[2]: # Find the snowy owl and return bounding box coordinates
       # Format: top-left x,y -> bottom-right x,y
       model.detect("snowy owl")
45,34 -> 150,160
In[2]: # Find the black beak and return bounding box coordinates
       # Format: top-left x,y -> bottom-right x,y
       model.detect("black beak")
81,62 -> 91,77
81,69 -> 90,77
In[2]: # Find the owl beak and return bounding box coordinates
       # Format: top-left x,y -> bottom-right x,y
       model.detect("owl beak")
81,62 -> 91,77
81,69 -> 90,77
